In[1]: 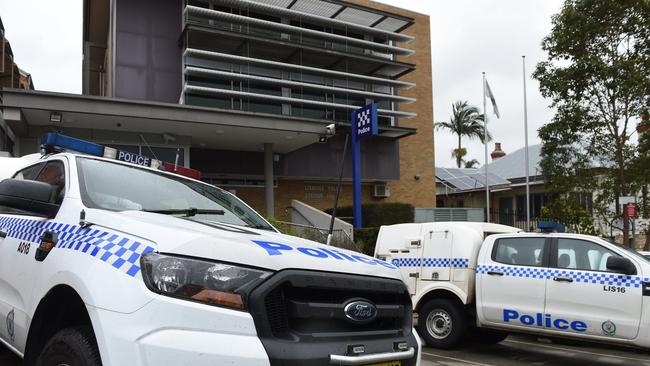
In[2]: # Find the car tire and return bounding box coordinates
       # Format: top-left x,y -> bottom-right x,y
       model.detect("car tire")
417,299 -> 467,349
468,328 -> 508,344
35,327 -> 102,366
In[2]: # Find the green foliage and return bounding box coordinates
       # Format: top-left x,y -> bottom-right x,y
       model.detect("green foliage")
327,202 -> 414,227
353,227 -> 380,255
537,203 -> 598,235
264,216 -> 297,236
435,101 -> 491,168
533,0 -> 650,241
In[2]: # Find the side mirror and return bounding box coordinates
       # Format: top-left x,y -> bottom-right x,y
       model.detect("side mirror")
606,256 -> 636,275
0,179 -> 60,218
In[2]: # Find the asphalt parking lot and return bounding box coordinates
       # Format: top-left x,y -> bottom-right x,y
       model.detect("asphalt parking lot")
421,335 -> 650,366
3,335 -> 650,365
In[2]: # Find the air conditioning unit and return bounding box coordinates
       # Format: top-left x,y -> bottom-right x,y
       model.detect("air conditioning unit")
373,183 -> 390,198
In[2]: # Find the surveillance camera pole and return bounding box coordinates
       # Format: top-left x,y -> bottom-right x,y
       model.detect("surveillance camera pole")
327,133 -> 350,245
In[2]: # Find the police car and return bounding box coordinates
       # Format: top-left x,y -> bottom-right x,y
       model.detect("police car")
0,133 -> 421,366
375,222 -> 650,350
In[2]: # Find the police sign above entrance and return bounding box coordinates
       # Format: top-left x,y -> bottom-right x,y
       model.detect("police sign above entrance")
352,103 -> 378,141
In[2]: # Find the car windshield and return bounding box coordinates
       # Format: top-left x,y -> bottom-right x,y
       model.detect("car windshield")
76,157 -> 275,231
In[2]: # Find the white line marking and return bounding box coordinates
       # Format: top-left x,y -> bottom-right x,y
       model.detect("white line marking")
503,339 -> 650,363
422,351 -> 494,366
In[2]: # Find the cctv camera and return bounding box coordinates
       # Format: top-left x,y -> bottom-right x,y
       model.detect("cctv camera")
325,123 -> 336,135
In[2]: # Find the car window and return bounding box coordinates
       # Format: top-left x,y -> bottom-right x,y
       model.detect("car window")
13,162 -> 45,180
556,238 -> 618,272
493,237 -> 546,267
76,157 -> 274,231
35,161 -> 66,204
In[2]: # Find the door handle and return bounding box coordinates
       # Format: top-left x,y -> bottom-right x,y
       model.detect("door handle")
0,230 -> 6,239
553,277 -> 574,283
408,272 -> 419,278
487,271 -> 504,276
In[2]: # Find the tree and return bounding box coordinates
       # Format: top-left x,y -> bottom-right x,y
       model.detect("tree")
464,159 -> 480,169
631,112 -> 650,249
534,0 -> 650,244
435,101 -> 491,168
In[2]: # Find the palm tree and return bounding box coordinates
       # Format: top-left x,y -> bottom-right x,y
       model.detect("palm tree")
464,159 -> 480,169
435,101 -> 491,168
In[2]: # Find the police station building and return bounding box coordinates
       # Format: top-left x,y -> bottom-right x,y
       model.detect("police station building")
0,0 -> 436,219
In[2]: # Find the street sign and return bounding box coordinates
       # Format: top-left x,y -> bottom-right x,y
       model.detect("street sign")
619,196 -> 635,204
352,103 -> 378,142
625,203 -> 637,219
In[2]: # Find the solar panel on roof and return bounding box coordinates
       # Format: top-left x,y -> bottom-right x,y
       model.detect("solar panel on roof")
446,177 -> 476,190
335,7 -> 384,27
291,0 -> 342,17
435,167 -> 456,180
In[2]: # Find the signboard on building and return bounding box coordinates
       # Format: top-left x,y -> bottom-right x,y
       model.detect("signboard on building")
351,103 -> 378,228
352,103 -> 378,141
625,203 -> 637,219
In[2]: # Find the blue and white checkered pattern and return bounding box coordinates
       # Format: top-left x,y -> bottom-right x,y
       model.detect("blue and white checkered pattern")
391,257 -> 470,269
0,216 -> 156,277
357,109 -> 371,128
476,264 -> 650,288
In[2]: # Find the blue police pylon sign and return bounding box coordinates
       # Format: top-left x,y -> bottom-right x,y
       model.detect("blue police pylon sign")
351,103 -> 378,228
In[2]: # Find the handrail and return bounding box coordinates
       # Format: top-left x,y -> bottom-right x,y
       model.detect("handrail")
185,48 -> 415,89
184,67 -> 415,104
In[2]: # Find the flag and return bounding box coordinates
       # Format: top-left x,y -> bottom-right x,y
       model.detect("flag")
485,79 -> 500,119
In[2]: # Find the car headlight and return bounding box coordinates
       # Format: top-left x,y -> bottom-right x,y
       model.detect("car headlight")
140,252 -> 272,310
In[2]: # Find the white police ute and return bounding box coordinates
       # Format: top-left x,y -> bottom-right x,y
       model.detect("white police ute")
0,133 -> 421,366
375,222 -> 650,350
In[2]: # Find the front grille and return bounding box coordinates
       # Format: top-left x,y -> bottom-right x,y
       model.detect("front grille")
252,270 -> 412,342
264,286 -> 289,337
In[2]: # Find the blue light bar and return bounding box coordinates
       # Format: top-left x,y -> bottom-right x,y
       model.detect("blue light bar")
537,221 -> 565,233
39,133 -> 164,170
41,133 -> 105,157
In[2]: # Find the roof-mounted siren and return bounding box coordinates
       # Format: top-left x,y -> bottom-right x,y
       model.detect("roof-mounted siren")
39,133 -> 202,180
537,221 -> 565,233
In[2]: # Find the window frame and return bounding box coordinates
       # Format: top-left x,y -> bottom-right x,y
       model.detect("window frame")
491,236 -> 551,268
12,162 -> 47,181
549,237 -> 628,274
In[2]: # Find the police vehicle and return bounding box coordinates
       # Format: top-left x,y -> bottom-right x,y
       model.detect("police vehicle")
0,133 -> 421,366
375,222 -> 650,349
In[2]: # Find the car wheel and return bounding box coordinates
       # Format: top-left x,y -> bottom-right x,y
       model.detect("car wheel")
417,298 -> 467,349
36,327 -> 101,366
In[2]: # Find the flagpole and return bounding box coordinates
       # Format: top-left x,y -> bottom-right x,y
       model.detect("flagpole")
483,72 -> 490,223
522,56 -> 531,231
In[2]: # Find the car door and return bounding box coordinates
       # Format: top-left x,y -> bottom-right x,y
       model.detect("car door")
0,160 -> 65,351
545,237 -> 642,340
477,236 -> 550,329
420,230 -> 453,282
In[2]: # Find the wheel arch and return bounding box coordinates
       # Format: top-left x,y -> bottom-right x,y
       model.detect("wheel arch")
24,284 -> 95,366
413,283 -> 468,313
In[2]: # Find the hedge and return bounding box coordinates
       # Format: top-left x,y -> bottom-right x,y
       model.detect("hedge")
326,202 -> 414,227
353,227 -> 381,255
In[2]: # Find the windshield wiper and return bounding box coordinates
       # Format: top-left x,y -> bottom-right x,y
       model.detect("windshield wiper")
142,208 -> 225,217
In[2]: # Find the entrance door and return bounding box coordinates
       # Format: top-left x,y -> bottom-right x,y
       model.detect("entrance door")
545,237 -> 642,339
478,236 -> 549,329
499,197 -> 513,226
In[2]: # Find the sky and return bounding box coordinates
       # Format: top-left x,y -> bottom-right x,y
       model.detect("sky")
0,0 -> 564,168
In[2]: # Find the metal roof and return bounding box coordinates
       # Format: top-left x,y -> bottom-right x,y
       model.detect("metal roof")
480,144 -> 543,180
